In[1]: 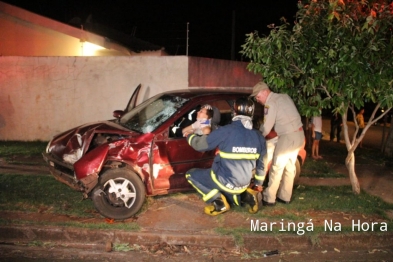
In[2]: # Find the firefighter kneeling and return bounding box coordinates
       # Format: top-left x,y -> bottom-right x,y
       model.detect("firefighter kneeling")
185,97 -> 267,216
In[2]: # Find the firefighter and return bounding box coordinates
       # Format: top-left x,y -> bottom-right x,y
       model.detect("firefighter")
185,97 -> 267,216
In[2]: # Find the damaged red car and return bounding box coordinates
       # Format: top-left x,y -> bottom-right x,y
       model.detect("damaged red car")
43,85 -> 306,220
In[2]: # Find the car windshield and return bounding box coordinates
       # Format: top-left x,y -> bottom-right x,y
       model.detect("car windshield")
120,94 -> 189,133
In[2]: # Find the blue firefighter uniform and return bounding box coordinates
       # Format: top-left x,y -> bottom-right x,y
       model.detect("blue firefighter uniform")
185,120 -> 266,206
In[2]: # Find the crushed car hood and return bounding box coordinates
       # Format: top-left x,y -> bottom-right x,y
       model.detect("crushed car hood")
47,120 -> 138,163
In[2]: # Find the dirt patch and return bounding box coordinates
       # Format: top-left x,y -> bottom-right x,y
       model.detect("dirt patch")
0,196 -> 387,230
0,156 -> 48,175
0,211 -> 106,224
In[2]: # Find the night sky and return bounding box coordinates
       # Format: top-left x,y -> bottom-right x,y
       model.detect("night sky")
3,0 -> 299,60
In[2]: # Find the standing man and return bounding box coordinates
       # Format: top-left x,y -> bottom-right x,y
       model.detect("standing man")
330,113 -> 342,143
250,82 -> 305,205
185,98 -> 266,216
311,112 -> 323,160
356,108 -> 365,148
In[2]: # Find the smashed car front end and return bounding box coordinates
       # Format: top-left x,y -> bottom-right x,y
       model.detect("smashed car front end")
43,150 -> 87,192
43,121 -> 141,195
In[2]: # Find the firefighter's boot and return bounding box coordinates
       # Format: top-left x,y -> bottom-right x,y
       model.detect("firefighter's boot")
243,188 -> 261,214
204,194 -> 230,216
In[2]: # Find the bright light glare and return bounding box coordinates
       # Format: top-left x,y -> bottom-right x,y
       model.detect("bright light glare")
81,42 -> 105,56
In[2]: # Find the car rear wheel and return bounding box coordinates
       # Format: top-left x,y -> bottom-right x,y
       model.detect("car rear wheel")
91,168 -> 145,220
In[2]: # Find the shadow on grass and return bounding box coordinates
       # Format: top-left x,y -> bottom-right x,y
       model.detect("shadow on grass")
303,140 -> 388,177
301,159 -> 346,178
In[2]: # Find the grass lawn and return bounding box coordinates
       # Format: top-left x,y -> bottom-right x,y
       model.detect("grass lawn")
1,140 -> 392,233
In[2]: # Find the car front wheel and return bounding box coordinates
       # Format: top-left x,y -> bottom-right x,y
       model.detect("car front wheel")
91,168 -> 145,220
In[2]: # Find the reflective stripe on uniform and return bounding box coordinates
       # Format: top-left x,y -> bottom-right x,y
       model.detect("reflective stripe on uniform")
186,173 -> 219,202
232,194 -> 240,206
187,134 -> 196,145
254,174 -> 265,182
203,189 -> 220,202
210,170 -> 248,194
219,151 -> 260,160
185,174 -> 205,196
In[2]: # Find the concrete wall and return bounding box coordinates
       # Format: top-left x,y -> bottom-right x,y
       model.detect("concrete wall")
0,56 -> 189,141
0,56 -> 259,141
188,57 -> 261,88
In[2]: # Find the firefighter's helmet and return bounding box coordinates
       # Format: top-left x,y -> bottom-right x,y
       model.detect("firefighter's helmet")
233,97 -> 254,117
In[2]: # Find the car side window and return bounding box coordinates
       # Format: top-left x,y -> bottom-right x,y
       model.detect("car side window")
169,99 -> 246,138
169,106 -> 200,138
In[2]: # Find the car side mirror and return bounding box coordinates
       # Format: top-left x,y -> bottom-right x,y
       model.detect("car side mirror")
113,110 -> 124,122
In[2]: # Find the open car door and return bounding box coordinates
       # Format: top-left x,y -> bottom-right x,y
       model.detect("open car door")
124,84 -> 142,113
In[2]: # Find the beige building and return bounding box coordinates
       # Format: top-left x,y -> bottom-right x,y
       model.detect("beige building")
0,1 -> 167,56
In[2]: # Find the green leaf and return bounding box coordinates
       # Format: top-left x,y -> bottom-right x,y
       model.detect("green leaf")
240,0 -> 393,119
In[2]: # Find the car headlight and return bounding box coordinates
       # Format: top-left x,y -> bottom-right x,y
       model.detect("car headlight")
46,139 -> 54,153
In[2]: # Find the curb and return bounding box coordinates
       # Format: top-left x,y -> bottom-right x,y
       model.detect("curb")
0,225 -> 235,249
1,225 -> 392,251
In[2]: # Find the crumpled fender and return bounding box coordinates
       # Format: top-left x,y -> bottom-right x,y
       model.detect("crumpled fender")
74,144 -> 109,180
73,133 -> 155,181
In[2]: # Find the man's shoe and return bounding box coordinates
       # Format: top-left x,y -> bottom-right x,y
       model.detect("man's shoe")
276,197 -> 290,204
242,188 -> 261,214
204,194 -> 230,216
262,200 -> 276,206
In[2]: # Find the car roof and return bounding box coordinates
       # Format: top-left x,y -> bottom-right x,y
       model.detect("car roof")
160,89 -> 251,99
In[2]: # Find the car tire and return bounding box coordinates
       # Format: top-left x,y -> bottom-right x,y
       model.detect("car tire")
91,168 -> 145,220
294,158 -> 301,185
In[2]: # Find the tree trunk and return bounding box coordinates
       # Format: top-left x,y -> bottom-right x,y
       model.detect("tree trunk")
341,109 -> 361,194
383,117 -> 393,157
345,151 -> 360,194
380,114 -> 387,152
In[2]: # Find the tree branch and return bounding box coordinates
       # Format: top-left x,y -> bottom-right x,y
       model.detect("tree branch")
320,84 -> 332,99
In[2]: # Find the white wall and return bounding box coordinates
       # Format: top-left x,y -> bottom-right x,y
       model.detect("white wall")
0,56 -> 189,141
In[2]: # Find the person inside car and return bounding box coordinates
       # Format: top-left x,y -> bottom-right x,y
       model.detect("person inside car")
182,104 -> 214,136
